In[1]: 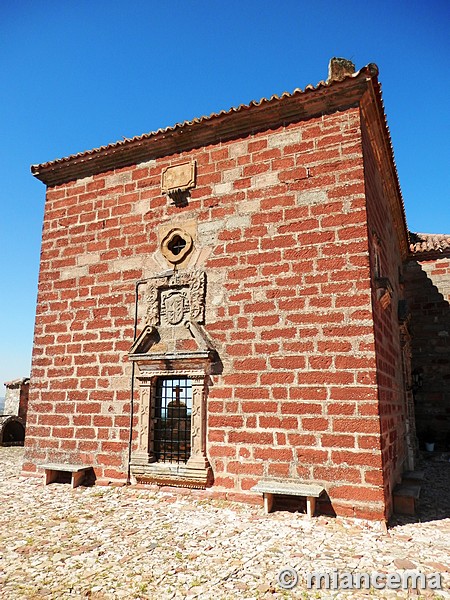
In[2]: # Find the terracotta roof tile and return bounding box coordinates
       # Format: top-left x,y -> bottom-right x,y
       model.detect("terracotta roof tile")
409,232 -> 450,254
4,378 -> 30,387
31,63 -> 379,185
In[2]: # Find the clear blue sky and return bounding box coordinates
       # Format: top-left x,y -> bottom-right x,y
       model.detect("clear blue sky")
0,0 -> 449,388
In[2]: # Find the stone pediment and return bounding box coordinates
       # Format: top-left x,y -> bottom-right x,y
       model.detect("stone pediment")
129,320 -> 215,362
129,325 -> 160,355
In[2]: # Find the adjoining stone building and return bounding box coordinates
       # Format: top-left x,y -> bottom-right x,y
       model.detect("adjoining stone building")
405,234 -> 450,447
0,378 -> 29,446
23,58 -> 449,520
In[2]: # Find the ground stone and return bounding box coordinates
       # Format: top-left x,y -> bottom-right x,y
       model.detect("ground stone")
1,448 -> 449,599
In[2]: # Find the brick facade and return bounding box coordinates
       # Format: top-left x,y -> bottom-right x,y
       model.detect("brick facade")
24,60 -> 422,520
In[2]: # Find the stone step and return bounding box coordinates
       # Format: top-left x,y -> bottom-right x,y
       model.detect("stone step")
402,470 -> 425,484
393,482 -> 421,516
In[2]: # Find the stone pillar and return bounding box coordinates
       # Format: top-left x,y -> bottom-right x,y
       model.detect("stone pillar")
187,374 -> 209,470
131,377 -> 155,464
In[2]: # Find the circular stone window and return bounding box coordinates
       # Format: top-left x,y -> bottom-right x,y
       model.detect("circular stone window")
161,228 -> 193,265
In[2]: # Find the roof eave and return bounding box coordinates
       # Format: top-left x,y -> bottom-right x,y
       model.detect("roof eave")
408,232 -> 450,258
31,65 -> 378,187
359,74 -> 410,259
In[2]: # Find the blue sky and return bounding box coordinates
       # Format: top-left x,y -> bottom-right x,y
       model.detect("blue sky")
0,0 -> 449,388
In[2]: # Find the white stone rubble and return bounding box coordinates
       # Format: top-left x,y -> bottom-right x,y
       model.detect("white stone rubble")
0,448 -> 449,599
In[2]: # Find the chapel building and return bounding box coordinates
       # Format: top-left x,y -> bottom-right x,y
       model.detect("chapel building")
23,58 -> 450,520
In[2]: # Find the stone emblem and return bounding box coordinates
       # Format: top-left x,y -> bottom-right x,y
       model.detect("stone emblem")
163,292 -> 186,325
145,270 -> 206,327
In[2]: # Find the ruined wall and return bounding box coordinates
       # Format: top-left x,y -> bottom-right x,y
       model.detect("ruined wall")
24,106 -> 388,519
404,254 -> 450,446
4,378 -> 30,421
4,383 -> 21,416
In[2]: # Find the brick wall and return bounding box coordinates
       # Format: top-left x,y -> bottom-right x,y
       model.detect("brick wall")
360,117 -> 410,517
24,105 -> 398,519
404,255 -> 450,446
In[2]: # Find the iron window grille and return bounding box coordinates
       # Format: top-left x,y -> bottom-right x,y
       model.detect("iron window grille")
154,377 -> 192,463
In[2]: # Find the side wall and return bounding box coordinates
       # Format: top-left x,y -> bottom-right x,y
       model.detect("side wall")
24,107 -> 386,518
361,114 -> 409,517
404,255 -> 450,445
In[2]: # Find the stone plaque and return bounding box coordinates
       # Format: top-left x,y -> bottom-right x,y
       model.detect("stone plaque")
161,161 -> 196,193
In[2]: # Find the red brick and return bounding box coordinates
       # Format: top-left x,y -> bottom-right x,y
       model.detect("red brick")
208,415 -> 244,428
241,401 -> 278,413
52,427 -> 74,438
296,448 -> 328,463
208,430 -> 226,443
313,466 -> 362,484
289,387 -> 327,400
209,446 -> 236,458
222,373 -> 258,385
254,448 -> 293,461
358,435 -> 381,450
364,470 -> 384,486
233,358 -> 267,371
270,356 -> 306,369
228,431 -> 273,444
320,434 -> 355,448
333,418 -> 380,434
302,417 -> 329,431
332,450 -> 382,468
234,387 -> 270,400
331,485 -> 384,503
287,433 -> 316,446
329,387 -> 377,401
281,402 -> 322,415
252,314 -> 280,327
268,462 -> 290,477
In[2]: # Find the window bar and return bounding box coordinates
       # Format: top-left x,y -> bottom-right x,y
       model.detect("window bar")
154,377 -> 192,463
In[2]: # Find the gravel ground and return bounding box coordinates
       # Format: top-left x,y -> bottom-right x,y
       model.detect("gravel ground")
0,447 -> 449,599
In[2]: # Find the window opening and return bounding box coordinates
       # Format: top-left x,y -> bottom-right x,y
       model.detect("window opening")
154,377 -> 192,463
168,235 -> 187,256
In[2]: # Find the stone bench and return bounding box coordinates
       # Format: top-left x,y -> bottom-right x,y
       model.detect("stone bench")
251,479 -> 325,518
40,463 -> 92,489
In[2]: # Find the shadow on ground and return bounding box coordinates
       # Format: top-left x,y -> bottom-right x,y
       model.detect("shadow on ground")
391,452 -> 450,526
